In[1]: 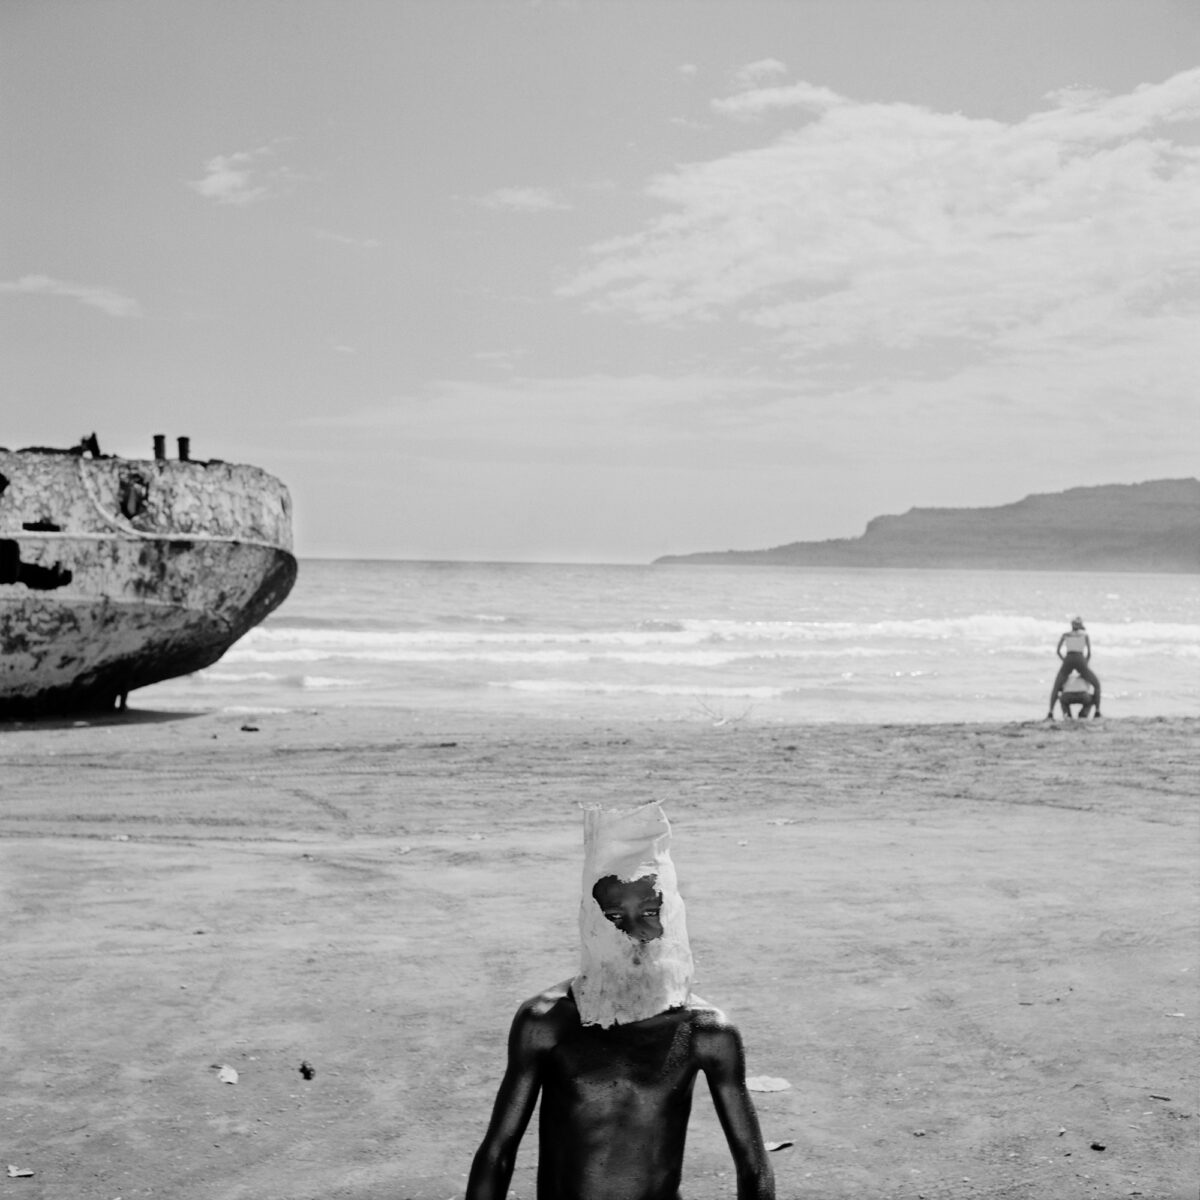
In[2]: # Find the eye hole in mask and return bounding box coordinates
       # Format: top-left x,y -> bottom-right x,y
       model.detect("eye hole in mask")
592,873 -> 664,943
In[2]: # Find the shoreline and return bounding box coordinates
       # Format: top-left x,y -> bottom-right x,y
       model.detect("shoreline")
3,707 -> 1196,1199
5,699 -> 1196,730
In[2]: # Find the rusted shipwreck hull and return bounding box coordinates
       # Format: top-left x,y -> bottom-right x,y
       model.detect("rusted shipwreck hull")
0,444 -> 297,717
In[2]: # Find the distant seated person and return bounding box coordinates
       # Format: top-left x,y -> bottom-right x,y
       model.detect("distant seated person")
1055,671 -> 1096,719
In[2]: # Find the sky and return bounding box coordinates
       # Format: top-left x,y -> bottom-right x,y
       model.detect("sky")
3,0 -> 1199,563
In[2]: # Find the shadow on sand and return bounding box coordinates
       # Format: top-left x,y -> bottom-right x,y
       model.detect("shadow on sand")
0,707 -> 205,732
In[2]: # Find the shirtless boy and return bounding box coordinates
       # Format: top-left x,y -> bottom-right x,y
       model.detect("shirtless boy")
466,804 -> 775,1200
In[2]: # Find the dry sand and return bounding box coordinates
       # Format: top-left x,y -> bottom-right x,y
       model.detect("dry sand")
1,708 -> 1196,1200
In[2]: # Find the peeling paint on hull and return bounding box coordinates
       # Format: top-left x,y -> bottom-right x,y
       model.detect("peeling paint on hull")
0,450 -> 297,717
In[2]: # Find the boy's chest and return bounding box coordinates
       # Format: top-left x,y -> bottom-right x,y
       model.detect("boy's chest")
550,1018 -> 697,1089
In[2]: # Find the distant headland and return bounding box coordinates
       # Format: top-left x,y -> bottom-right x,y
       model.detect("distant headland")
654,479 -> 1199,572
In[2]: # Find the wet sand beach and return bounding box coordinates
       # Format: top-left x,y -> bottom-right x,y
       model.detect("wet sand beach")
2,709 -> 1196,1199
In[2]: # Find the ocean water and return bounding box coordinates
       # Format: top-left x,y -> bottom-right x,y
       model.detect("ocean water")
133,560 -> 1200,725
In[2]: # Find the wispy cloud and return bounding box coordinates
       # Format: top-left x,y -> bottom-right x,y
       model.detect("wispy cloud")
294,373 -> 793,466
477,186 -> 572,212
187,142 -> 296,205
562,68 -> 1200,377
472,347 -> 530,369
729,58 -> 789,92
311,228 -> 383,249
0,274 -> 142,317
713,79 -> 848,119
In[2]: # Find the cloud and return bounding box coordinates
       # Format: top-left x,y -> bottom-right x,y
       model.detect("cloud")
0,274 -> 142,317
311,228 -> 383,249
284,339 -> 1197,499
294,373 -> 794,467
477,186 -> 572,212
713,79 -> 849,119
561,68 -> 1200,370
187,143 -> 296,205
729,58 -> 789,92
472,347 -> 530,369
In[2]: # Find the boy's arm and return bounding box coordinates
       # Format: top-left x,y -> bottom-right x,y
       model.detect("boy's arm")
696,1018 -> 776,1200
465,1002 -> 546,1200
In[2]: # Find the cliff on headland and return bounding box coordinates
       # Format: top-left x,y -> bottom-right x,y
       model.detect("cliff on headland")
654,479 -> 1200,572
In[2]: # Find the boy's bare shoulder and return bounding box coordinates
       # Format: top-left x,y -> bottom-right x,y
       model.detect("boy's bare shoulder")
683,995 -> 748,1062
684,993 -> 734,1028
519,979 -> 574,1013
510,981 -> 577,1030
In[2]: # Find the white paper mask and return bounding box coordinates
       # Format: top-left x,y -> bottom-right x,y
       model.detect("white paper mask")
573,802 -> 694,1028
